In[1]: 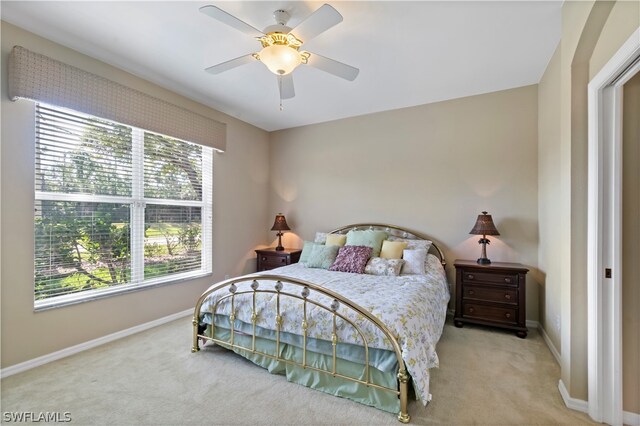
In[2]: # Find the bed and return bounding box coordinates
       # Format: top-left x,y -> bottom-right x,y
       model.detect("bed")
192,224 -> 449,423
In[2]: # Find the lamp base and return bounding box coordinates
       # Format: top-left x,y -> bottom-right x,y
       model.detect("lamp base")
275,232 -> 284,251
477,237 -> 491,265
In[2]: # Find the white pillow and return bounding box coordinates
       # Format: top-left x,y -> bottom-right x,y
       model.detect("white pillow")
314,232 -> 328,244
364,257 -> 405,276
401,248 -> 428,275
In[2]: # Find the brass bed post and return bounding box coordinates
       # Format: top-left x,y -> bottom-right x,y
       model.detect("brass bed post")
229,286 -> 236,347
301,287 -> 310,369
191,316 -> 200,353
331,313 -> 337,376
251,280 -> 258,353
275,281 -> 283,359
398,370 -> 410,423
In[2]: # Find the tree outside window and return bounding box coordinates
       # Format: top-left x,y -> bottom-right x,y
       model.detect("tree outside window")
34,104 -> 212,304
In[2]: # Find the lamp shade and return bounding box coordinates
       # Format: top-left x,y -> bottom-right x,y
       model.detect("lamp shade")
270,214 -> 291,231
259,45 -> 302,75
469,211 -> 500,236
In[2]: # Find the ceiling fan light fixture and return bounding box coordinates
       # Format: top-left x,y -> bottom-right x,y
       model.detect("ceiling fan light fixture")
201,3 -> 358,103
258,44 -> 304,75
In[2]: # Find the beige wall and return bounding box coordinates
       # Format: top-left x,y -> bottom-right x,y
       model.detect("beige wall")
537,43 -> 562,353
590,0 -> 640,80
269,85 -> 540,320
537,0 -> 639,404
622,72 -> 640,415
0,22 -> 270,368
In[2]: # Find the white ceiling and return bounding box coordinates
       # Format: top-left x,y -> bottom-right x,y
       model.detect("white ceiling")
1,1 -> 562,132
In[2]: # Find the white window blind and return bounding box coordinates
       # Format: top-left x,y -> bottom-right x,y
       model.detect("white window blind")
35,103 -> 213,308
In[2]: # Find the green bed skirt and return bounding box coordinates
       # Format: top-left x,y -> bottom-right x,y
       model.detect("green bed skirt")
206,326 -> 400,414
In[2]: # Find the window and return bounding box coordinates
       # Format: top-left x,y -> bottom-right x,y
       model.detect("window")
34,104 -> 213,309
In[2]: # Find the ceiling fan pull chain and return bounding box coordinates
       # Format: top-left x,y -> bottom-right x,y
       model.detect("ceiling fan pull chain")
278,77 -> 284,111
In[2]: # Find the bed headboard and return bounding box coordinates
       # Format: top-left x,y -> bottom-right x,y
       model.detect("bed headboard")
329,223 -> 446,268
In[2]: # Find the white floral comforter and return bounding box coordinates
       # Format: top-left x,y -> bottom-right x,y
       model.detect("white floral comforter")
200,255 -> 449,406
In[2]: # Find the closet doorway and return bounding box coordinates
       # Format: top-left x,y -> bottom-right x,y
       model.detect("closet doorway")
587,28 -> 640,426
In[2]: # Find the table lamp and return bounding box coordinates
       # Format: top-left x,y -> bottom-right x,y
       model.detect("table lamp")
469,211 -> 500,264
270,213 -> 290,251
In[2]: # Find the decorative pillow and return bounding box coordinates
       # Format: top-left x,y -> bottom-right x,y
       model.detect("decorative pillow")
380,240 -> 408,259
325,234 -> 347,247
299,241 -> 321,265
387,236 -> 433,252
365,257 -> 405,276
314,232 -> 328,244
329,245 -> 372,274
401,249 -> 428,275
345,230 -> 388,257
305,244 -> 339,269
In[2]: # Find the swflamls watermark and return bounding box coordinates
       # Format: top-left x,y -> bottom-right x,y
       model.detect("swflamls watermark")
2,412 -> 72,423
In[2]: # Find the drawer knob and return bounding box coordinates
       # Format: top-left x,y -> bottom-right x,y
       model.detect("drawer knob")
281,258 -> 286,263
469,290 -> 475,295
261,257 -> 267,261
505,313 -> 511,319
467,274 -> 474,280
504,294 -> 511,300
504,277 -> 512,283
468,307 -> 475,313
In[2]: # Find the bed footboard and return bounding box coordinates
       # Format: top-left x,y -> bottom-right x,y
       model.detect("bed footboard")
192,274 -> 411,423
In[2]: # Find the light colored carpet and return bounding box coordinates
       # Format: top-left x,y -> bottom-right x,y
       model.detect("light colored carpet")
1,317 -> 596,425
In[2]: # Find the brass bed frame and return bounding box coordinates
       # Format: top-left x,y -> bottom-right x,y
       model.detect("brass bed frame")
192,224 -> 446,423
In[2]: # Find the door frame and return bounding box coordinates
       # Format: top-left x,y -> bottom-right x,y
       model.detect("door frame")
587,27 -> 640,425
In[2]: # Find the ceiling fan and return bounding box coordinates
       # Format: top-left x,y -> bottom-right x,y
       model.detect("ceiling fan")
199,3 -> 359,108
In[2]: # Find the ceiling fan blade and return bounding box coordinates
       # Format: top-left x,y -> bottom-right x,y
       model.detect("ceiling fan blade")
306,53 -> 359,81
290,4 -> 343,45
205,54 -> 257,75
199,5 -> 264,38
278,74 -> 295,100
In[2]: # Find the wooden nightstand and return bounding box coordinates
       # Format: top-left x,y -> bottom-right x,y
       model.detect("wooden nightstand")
255,248 -> 302,272
453,259 -> 529,338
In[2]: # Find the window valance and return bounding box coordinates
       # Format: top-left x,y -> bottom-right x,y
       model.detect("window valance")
7,45 -> 226,152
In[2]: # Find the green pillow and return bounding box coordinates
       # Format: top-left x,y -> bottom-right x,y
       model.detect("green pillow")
299,241 -> 321,265
306,244 -> 339,269
345,230 -> 389,257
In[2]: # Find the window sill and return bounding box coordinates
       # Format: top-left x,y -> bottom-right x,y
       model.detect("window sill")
34,270 -> 212,312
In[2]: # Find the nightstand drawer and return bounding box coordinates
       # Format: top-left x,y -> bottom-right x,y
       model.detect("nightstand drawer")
255,248 -> 302,272
462,302 -> 517,325
463,285 -> 517,305
259,255 -> 288,267
461,271 -> 518,286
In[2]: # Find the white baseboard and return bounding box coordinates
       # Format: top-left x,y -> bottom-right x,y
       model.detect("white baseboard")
525,319 -> 560,364
535,322 -> 561,365
558,379 -> 640,424
625,410 -> 640,426
0,308 -> 193,379
558,379 -> 588,413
